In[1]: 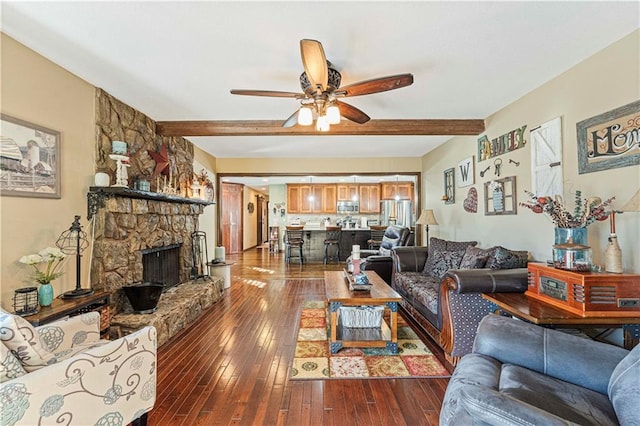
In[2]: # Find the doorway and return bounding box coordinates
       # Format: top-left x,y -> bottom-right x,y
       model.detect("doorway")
256,195 -> 267,246
221,183 -> 243,254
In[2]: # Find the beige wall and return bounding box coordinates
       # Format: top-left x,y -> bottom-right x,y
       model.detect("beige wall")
1,34 -> 96,307
216,157 -> 421,174
193,145 -> 218,259
422,30 -> 640,272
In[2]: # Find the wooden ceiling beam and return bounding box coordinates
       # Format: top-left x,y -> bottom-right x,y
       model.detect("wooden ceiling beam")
155,119 -> 485,137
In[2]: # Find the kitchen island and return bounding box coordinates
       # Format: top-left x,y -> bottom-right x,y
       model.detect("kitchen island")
298,227 -> 371,262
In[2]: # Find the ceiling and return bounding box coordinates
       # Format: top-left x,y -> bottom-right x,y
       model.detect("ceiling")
2,2 -> 638,159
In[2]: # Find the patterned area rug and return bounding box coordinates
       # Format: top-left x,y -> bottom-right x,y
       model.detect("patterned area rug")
290,301 -> 450,379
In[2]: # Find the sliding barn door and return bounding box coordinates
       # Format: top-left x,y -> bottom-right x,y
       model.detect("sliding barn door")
221,183 -> 243,254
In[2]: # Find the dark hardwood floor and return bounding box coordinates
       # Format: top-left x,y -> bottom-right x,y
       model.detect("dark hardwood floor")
149,247 -> 450,425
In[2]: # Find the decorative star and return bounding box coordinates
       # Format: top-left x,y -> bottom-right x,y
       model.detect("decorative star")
148,143 -> 170,176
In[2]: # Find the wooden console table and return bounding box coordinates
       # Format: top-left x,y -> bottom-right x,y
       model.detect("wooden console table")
482,292 -> 640,350
23,291 -> 111,337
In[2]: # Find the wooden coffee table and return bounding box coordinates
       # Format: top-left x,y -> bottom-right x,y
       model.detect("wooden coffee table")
324,270 -> 402,354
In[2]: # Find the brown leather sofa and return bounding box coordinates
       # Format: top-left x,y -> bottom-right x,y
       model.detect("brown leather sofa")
391,239 -> 528,365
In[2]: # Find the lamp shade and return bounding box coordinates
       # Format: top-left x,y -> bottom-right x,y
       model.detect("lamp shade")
326,104 -> 341,124
298,106 -> 313,126
620,189 -> 640,212
416,209 -> 438,226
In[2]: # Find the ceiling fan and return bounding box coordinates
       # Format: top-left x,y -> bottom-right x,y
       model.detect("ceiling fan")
230,39 -> 414,131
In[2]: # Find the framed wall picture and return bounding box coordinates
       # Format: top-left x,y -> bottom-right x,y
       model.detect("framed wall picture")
0,114 -> 61,198
443,168 -> 455,204
457,156 -> 474,187
484,176 -> 517,216
576,100 -> 640,174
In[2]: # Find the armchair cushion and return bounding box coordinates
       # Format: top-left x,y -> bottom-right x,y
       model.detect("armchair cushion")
0,310 -> 56,372
37,312 -> 101,353
0,343 -> 27,382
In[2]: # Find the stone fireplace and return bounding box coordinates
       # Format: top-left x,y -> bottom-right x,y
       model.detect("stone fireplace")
89,90 -> 223,345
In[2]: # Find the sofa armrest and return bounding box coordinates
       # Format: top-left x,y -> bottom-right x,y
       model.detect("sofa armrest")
1,326 -> 157,426
443,268 -> 528,294
438,269 -> 527,363
391,246 -> 429,273
474,315 -> 628,395
360,255 -> 393,285
37,312 -> 101,353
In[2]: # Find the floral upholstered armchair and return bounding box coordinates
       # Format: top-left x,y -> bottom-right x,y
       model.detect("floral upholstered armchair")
0,309 -> 156,426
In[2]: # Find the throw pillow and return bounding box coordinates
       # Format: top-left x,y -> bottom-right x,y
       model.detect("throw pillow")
459,246 -> 491,269
425,249 -> 466,278
0,342 -> 27,382
485,246 -> 529,269
0,310 -> 57,372
425,238 -> 478,274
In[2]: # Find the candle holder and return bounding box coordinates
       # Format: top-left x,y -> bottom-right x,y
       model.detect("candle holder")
13,287 -> 39,316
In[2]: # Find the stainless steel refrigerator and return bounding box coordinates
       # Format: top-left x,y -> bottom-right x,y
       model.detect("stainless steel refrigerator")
380,200 -> 413,227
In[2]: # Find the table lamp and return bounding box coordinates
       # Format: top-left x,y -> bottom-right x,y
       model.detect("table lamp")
56,215 -> 93,298
416,209 -> 438,247
605,189 -> 640,273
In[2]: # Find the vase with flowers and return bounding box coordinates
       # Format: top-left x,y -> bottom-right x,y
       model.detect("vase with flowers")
520,191 -> 614,271
19,247 -> 66,306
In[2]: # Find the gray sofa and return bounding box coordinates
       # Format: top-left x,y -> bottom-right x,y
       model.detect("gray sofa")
391,238 -> 529,365
441,314 -> 639,425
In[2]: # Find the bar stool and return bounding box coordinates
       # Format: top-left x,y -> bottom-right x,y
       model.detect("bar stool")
367,225 -> 387,250
284,226 -> 305,264
323,226 -> 341,264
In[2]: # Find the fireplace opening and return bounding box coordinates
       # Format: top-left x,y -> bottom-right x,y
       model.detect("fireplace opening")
141,243 -> 182,291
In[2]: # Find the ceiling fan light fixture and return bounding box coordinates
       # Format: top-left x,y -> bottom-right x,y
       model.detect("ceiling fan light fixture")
298,106 -> 313,126
327,104 -> 340,124
316,115 -> 330,132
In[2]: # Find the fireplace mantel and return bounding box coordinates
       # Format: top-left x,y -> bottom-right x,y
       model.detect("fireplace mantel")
87,186 -> 213,220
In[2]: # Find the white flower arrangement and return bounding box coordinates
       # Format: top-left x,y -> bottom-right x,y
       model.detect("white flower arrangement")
488,181 -> 503,192
19,247 -> 66,284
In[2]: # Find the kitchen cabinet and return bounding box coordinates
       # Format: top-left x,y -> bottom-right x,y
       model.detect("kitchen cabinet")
287,184 -> 302,213
359,184 -> 381,213
337,184 -> 358,201
322,185 -> 337,213
288,184 -> 337,214
381,182 -> 414,201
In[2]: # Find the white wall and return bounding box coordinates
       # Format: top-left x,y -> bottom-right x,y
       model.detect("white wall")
422,30 -> 640,272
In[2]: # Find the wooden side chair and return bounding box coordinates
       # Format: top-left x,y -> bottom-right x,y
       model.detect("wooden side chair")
284,226 -> 305,264
323,226 -> 341,264
367,225 -> 387,250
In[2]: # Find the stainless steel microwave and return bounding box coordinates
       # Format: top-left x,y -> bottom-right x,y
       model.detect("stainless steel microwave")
337,201 -> 359,214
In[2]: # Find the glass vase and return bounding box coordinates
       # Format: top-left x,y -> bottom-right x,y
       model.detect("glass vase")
553,227 -> 592,272
38,282 -> 54,307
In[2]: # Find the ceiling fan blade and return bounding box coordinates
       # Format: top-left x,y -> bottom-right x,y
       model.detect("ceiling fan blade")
300,39 -> 328,93
282,110 -> 299,128
338,74 -> 414,97
230,89 -> 305,98
336,100 -> 370,124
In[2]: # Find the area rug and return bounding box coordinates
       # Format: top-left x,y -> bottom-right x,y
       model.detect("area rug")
290,301 -> 450,379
